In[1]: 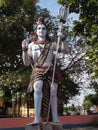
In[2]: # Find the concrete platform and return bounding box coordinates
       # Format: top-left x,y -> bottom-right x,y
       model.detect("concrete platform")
25,122 -> 62,130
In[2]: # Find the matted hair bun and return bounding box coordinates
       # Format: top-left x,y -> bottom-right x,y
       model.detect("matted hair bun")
36,17 -> 45,25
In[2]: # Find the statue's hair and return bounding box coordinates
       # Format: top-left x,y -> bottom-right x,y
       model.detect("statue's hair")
37,17 -> 45,25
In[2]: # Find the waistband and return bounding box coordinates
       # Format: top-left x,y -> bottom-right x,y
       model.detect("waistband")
33,66 -> 53,74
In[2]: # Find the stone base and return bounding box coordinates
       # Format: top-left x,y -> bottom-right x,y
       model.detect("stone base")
25,122 -> 62,130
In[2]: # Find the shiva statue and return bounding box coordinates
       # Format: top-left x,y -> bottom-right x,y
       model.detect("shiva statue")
22,17 -> 69,124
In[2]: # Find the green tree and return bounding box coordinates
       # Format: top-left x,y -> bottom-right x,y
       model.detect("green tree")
58,0 -> 98,90
0,0 -> 39,73
58,0 -> 98,93
84,93 -> 98,111
0,0 -> 39,116
0,0 -> 87,116
90,93 -> 98,106
83,100 -> 93,114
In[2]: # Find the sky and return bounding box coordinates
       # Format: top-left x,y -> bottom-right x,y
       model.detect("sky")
37,0 -> 79,21
37,0 -> 60,16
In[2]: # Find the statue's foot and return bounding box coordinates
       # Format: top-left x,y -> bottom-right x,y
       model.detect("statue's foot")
27,120 -> 41,125
32,120 -> 41,125
53,119 -> 60,123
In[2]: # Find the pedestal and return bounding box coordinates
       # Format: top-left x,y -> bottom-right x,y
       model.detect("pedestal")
25,122 -> 62,130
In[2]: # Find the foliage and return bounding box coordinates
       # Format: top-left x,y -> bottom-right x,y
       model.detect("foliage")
58,0 -> 98,91
59,72 -> 80,103
0,67 -> 30,88
83,92 -> 98,115
84,93 -> 98,106
58,0 -> 80,13
64,104 -> 76,113
0,0 -> 38,73
82,100 -> 93,110
0,0 -> 38,112
90,81 -> 98,92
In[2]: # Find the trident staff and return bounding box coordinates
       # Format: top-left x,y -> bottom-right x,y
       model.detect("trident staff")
51,5 -> 69,99
48,5 -> 69,122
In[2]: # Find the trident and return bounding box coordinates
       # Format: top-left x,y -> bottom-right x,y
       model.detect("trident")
47,5 -> 69,122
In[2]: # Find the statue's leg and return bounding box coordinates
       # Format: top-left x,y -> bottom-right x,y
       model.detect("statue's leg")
50,83 -> 60,122
33,80 -> 43,124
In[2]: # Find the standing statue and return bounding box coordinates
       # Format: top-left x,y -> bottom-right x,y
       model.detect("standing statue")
22,17 -> 69,124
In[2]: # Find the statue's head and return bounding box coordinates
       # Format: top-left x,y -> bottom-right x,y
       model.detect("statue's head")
36,17 -> 47,37
32,17 -> 51,43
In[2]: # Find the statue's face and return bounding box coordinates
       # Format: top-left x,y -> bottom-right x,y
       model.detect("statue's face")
36,24 -> 47,37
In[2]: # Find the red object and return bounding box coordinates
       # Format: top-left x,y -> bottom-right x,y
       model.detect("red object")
0,115 -> 98,128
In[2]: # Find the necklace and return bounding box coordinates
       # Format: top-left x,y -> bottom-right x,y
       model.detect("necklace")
35,40 -> 49,44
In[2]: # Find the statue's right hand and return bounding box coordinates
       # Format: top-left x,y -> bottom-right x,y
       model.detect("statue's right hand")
22,39 -> 28,52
